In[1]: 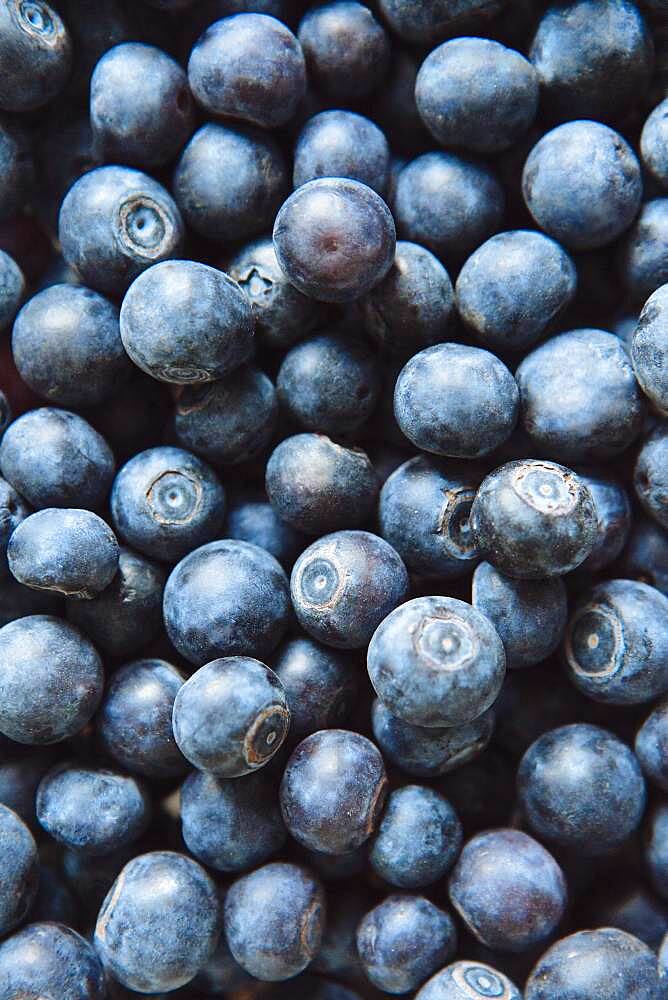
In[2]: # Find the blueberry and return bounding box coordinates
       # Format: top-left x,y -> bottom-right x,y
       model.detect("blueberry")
173,655 -> 290,776
377,0 -> 507,46
416,38 -> 538,154
120,260 -> 254,385
188,14 -> 305,128
97,658 -> 187,779
517,723 -> 646,854
277,334 -> 380,436
0,116 -> 34,220
564,578 -> 668,705
273,178 -> 396,303
633,284 -> 668,415
414,960 -> 521,1000
0,574 -> 62,628
379,457 -> 480,580
0,804 -> 38,935
266,435 -> 378,535
370,785 -> 462,889
63,844 -> 136,919
192,921 -> 253,996
0,407 -> 115,510
394,152 -> 504,265
529,0 -> 653,123
67,547 -> 166,659
174,123 -> 289,242
90,42 -> 195,168
368,596 -> 505,728
394,344 -> 518,459
470,459 -> 597,579
0,477 -> 29,580
370,48 -> 430,155
622,517 -> 668,596
180,766 -> 286,872
522,121 -> 642,250
94,851 -> 221,994
619,198 -> 668,304
312,885 -> 369,981
0,747 -> 53,826
8,508 -> 119,599
582,882 -> 668,951
524,928 -> 665,1000
359,241 -> 456,356
31,864 -> 77,927
0,923 -> 105,1000
280,729 -> 387,854
472,561 -> 567,669
0,615 -> 103,744
164,539 -> 290,665
0,0 -> 72,111
110,446 -> 225,563
371,698 -> 495,779
59,165 -> 184,297
272,636 -> 358,741
356,894 -> 457,994
224,861 -> 324,981
12,283 -> 131,408
636,698 -> 668,792
227,236 -> 325,350
455,230 -> 577,353
225,491 -> 305,570
641,99 -> 668,188
294,111 -> 390,196
36,762 -> 151,855
290,530 -> 409,649
577,470 -> 632,572
0,249 -> 24,328
175,368 -> 277,466
647,803 -> 668,902
297,1 -> 389,99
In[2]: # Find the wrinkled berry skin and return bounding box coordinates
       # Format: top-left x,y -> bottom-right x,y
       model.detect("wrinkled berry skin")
225,492 -> 305,570
67,547 -> 166,659
174,123 -> 288,242
368,596 -> 506,729
36,762 -> 150,855
415,960 -> 521,1000
449,828 -> 566,953
360,241 -> 456,356
0,408 -> 115,510
470,459 -> 597,579
290,530 -> 409,649
12,283 -> 131,408
620,198 -> 668,305
635,426 -> 668,529
224,861 -> 324,981
622,517 -> 668,596
0,615 -> 103,744
0,249 -> 24,328
529,0 -> 653,124
0,804 -> 38,935
0,922 -> 105,1000
180,767 -> 286,873
277,334 -> 380,436
517,329 -> 644,462
280,729 -> 387,854
8,508 -> 119,599
636,698 -> 668,792
272,636 -> 358,742
298,1 -> 389,100
394,152 -> 504,265
189,14 -> 305,128
647,803 -> 668,901
642,99 -> 668,188
90,42 -> 195,169
416,37 -> 538,154
564,578 -> 668,705
173,656 -> 289,777
59,166 -> 184,297
0,477 -> 29,580
455,230 -> 577,353
517,723 -> 646,854
227,236 -> 324,350
633,285 -> 668,416
175,368 -> 277,466
0,0 -> 72,111
578,471 -> 632,572
472,561 -> 567,669
266,435 -> 378,536
121,260 -> 254,385
370,785 -> 462,889
378,0 -> 506,46
526,122 -> 642,253
111,446 -> 225,563
164,539 -> 290,665
357,895 -> 457,994
524,927 -> 665,1000
294,111 -> 390,195
273,178 -> 396,303
371,698 -> 495,779
94,851 -> 221,994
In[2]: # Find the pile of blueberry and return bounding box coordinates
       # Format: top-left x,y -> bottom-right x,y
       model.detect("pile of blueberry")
4,0 -> 668,998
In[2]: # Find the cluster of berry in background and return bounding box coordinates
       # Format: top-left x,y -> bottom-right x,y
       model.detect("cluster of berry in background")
3,0 -> 668,998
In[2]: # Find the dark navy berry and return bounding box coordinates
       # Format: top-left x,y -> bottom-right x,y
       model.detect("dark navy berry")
294,111 -> 390,195
298,1 -> 389,99
0,0 -> 72,111
0,747 -> 53,827
0,923 -> 105,1000
0,575 -> 61,628
377,0 -> 506,46
647,802 -> 668,902
636,697 -> 668,792
577,470 -> 632,572
272,636 -> 358,741
0,477 -> 29,581
415,961 -> 521,1000
0,803 -> 38,935
225,491 -> 305,570
622,517 -> 668,596
0,249 -> 24,329
620,198 -> 668,304
0,116 -> 33,221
